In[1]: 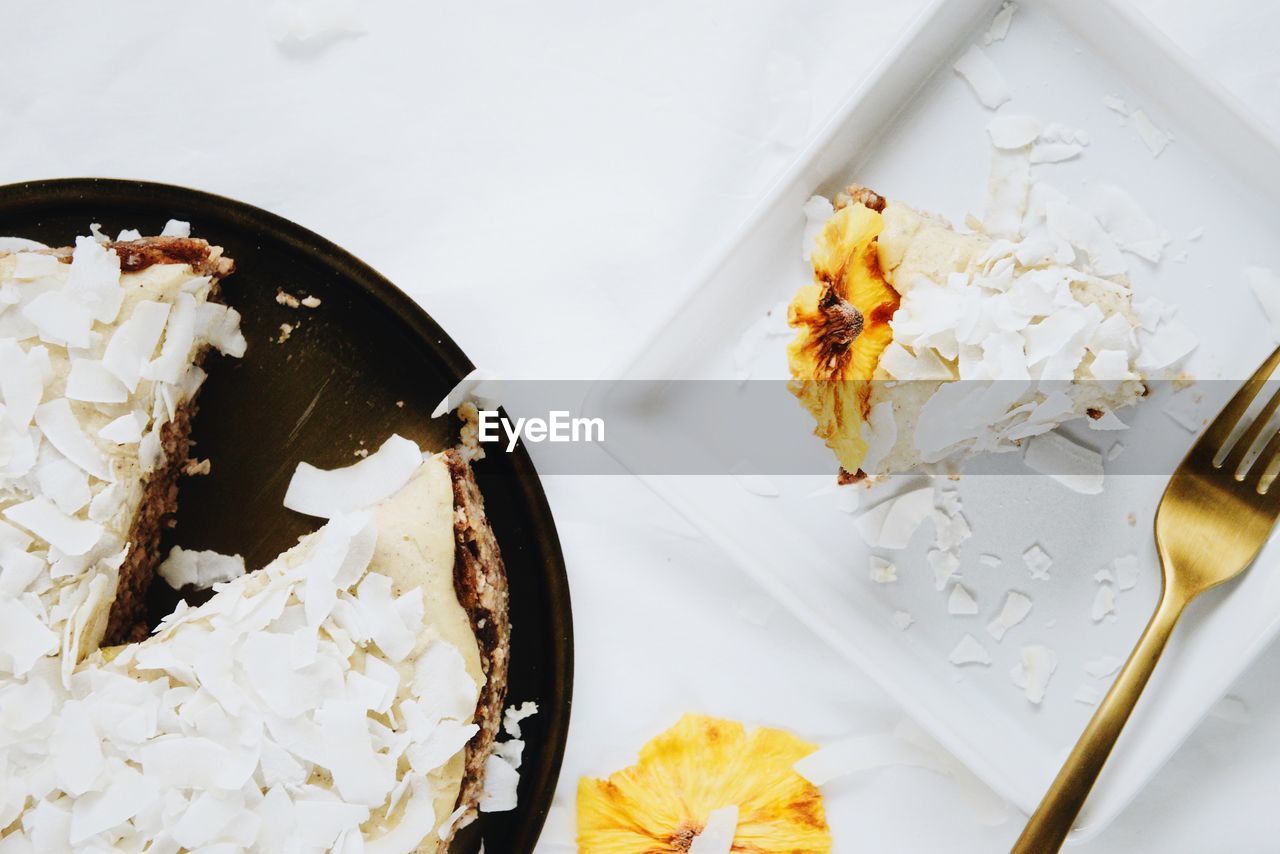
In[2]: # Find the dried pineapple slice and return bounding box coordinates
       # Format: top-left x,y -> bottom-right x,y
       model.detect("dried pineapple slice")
577,714 -> 831,853
788,197 -> 900,474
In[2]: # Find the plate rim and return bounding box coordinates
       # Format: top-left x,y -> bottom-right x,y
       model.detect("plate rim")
0,176 -> 575,853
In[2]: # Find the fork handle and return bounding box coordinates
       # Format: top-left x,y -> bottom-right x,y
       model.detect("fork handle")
1011,591 -> 1186,853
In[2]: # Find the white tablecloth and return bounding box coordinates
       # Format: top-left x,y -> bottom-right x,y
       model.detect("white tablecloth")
7,2 -> 1280,850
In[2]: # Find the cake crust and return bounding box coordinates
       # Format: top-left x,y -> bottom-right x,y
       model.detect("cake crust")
440,449 -> 512,850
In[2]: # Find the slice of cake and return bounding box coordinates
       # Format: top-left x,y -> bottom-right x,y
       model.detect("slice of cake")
0,225 -> 517,850
1,436 -> 512,851
788,185 -> 1148,478
0,227 -> 245,676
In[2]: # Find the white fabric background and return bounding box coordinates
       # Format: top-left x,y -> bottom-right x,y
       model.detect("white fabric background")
5,1 -> 1280,850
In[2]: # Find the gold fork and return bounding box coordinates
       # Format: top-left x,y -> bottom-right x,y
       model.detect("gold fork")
1012,346 -> 1280,853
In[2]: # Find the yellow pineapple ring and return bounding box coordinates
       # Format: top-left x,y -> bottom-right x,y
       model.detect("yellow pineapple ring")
788,199 -> 899,475
577,714 -> 832,853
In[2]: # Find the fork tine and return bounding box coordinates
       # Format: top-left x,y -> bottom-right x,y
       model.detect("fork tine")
1222,381 -> 1280,475
1196,346 -> 1280,462
1247,425 -> 1280,492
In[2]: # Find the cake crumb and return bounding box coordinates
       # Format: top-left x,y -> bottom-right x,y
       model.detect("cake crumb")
353,448 -> 370,458
275,289 -> 302,309
182,458 -> 212,476
395,400 -> 405,408
277,323 -> 295,343
1126,512 -> 1137,526
301,295 -> 322,308
457,401 -> 487,462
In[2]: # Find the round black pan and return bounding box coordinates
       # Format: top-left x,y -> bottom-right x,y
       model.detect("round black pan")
0,178 -> 573,854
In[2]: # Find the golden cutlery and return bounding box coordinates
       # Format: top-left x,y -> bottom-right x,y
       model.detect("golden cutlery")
1012,346 -> 1280,853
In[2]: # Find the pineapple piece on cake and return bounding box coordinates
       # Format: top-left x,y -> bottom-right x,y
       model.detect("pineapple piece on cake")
788,184 -> 1152,478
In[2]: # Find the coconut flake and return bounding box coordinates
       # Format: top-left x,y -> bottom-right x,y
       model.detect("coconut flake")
1087,408 -> 1129,431
1011,645 -> 1057,703
502,701 -> 539,739
879,341 -> 954,381
4,498 -> 102,556
948,584 -> 979,615
986,591 -> 1032,641
478,751 -> 521,813
949,633 -> 992,666
0,340 -> 43,429
1045,199 -> 1125,277
102,300 -> 171,392
860,401 -> 899,473
158,546 -> 247,590
8,252 -> 62,280
1030,142 -> 1083,164
0,237 -> 49,252
50,700 -> 107,796
431,368 -> 502,418
0,546 -> 45,596
892,610 -> 915,630
1136,320 -> 1198,371
36,458 -> 91,515
983,1 -> 1017,45
197,303 -> 248,358
21,292 -> 94,349
1087,184 -> 1168,262
869,555 -> 897,584
688,805 -> 739,854
1103,94 -> 1129,115
928,549 -> 961,591
1131,110 -> 1172,156
954,45 -> 1012,109
853,486 -> 933,549
284,435 -> 424,518
1024,431 -> 1104,494
1112,554 -> 1139,590
65,359 -> 128,404
160,220 -> 192,238
68,766 -> 161,845
98,412 -> 147,445
987,115 -> 1040,149
1022,544 -> 1052,581
143,293 -> 198,384
34,399 -> 111,482
1085,655 -> 1123,679
0,595 -> 59,675
983,148 -> 1031,238
66,235 -> 123,324
1091,585 -> 1116,621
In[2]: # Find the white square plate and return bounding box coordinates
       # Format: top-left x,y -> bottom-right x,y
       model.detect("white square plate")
593,0 -> 1280,839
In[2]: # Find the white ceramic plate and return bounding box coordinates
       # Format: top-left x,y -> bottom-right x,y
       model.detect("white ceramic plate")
593,0 -> 1280,840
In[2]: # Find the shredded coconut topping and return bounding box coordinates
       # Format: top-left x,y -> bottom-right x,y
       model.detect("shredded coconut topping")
1,448 -> 488,850
0,235 -> 505,849
0,230 -> 243,671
